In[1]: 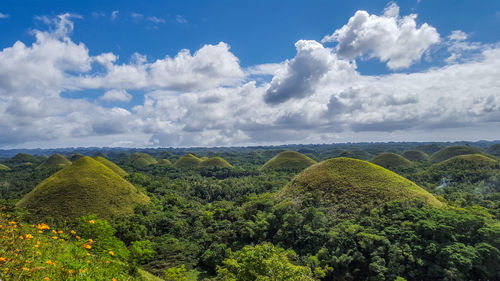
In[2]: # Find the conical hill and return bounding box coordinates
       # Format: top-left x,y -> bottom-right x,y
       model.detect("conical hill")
131,152 -> 158,169
199,157 -> 233,168
371,153 -> 412,170
429,146 -> 481,163
425,154 -> 499,184
16,157 -> 149,219
36,154 -> 71,170
261,151 -> 316,171
277,157 -> 442,219
158,159 -> 172,166
173,154 -> 202,168
402,150 -> 429,162
94,156 -> 128,177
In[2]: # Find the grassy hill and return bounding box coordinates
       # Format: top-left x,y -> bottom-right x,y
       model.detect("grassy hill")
199,157 -> 233,168
371,153 -> 412,170
36,153 -> 71,170
131,152 -> 158,169
261,151 -> 316,171
173,153 -> 202,169
402,150 -> 429,161
487,144 -> 500,157
429,146 -> 481,163
424,154 -> 500,185
69,153 -> 85,161
0,163 -> 10,171
94,156 -> 128,177
158,159 -> 172,165
277,157 -> 443,219
16,156 -> 149,219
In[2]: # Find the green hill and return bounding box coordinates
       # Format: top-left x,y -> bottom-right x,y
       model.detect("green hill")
0,163 -> 10,171
425,154 -> 500,184
487,144 -> 500,157
173,153 -> 202,169
199,157 -> 233,168
69,153 -> 85,162
131,152 -> 158,169
36,153 -> 71,170
277,157 -> 442,219
429,146 -> 481,163
261,151 -> 316,171
158,159 -> 172,166
371,153 -> 412,170
94,156 -> 128,177
16,156 -> 149,219
402,150 -> 429,161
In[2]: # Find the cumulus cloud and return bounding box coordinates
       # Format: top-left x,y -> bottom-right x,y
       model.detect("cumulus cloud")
99,89 -> 132,102
264,40 -> 356,104
322,3 -> 440,69
0,13 -> 9,19
111,11 -> 119,20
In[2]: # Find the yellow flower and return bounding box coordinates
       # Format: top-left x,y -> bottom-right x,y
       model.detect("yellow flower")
52,230 -> 57,234
0,257 -> 6,262
43,278 -> 50,281
86,260 -> 91,263
8,221 -> 16,225
36,223 -> 50,230
88,220 -> 95,224
25,234 -> 33,239
57,230 -> 63,234
108,251 -> 114,256
86,253 -> 91,256
106,260 -> 110,264
75,235 -> 81,239
68,269 -> 74,274
22,267 -> 30,271
51,236 -> 58,240
46,260 -> 56,267
70,230 -> 76,234
83,244 -> 92,249
113,278 -> 117,281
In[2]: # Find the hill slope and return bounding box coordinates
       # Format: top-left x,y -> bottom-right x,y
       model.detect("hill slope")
173,154 -> 202,168
0,163 -> 10,171
199,157 -> 233,168
261,151 -> 316,171
429,146 -> 481,163
94,156 -> 128,177
487,144 -> 500,157
158,159 -> 172,165
278,157 -> 442,218
402,150 -> 429,161
371,153 -> 412,170
425,154 -> 500,184
16,157 -> 149,219
36,153 -> 71,170
131,152 -> 158,169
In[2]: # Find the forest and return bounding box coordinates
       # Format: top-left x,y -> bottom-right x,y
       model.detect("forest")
0,141 -> 499,281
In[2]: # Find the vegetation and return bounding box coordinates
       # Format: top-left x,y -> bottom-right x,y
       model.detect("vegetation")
429,146 -> 482,163
16,157 -> 149,220
487,144 -> 500,157
158,159 -> 172,166
402,150 -> 429,161
132,153 -> 158,169
260,151 -> 316,171
173,154 -> 202,169
371,153 -> 412,170
94,156 -> 129,177
199,157 -> 232,169
0,164 -> 10,171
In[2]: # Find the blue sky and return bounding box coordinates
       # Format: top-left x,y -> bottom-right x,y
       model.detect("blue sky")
0,1 -> 499,148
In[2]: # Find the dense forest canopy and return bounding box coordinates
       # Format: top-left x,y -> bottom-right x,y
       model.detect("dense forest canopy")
1,141 -> 499,281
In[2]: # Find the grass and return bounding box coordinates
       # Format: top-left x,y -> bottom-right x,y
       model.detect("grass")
173,154 -> 202,169
429,146 -> 481,163
36,154 -> 71,171
261,151 -> 316,171
131,153 -> 158,169
277,157 -> 443,219
16,157 -> 149,220
402,150 -> 429,161
69,154 -> 85,162
199,157 -> 233,168
94,156 -> 128,177
0,164 -> 10,171
487,144 -> 500,157
371,153 -> 412,169
157,159 -> 172,166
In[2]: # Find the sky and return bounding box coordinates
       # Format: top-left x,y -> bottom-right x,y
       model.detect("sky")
0,0 -> 499,148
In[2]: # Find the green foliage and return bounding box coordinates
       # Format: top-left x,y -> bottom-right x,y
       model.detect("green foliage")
130,240 -> 156,265
164,265 -> 188,281
371,153 -> 412,170
131,153 -> 158,169
430,146 -> 482,163
487,144 -> 500,157
16,156 -> 150,219
94,156 -> 129,177
278,157 -> 442,219
0,163 -> 10,171
402,150 -> 429,162
158,159 -> 172,166
199,157 -> 233,168
261,151 -> 316,171
215,243 -> 316,281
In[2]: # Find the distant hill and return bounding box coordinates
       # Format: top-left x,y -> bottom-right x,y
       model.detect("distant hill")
261,151 -> 316,171
277,157 -> 442,219
173,153 -> 202,168
0,163 -> 10,171
199,157 -> 233,168
94,156 -> 128,177
157,159 -> 172,165
371,153 -> 412,170
16,157 -> 149,219
69,153 -> 85,162
36,154 -> 71,171
425,154 -> 500,185
487,144 -> 500,157
131,152 -> 158,169
402,150 -> 429,162
429,146 -> 481,163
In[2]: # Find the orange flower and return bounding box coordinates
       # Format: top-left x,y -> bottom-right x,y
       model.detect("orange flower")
83,244 -> 92,249
70,230 -> 76,234
0,257 -> 6,262
108,251 -> 114,256
51,236 -> 58,240
88,220 -> 95,224
75,236 -> 81,239
57,230 -> 63,234
36,223 -> 50,230
112,278 -> 117,281
25,234 -> 34,239
43,278 -> 50,281
68,269 -> 74,274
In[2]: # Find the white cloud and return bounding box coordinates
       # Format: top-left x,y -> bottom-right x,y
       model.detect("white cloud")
448,30 -> 468,41
0,13 -> 9,19
111,11 -> 119,20
99,89 -> 133,102
147,16 -> 165,24
175,15 -> 188,24
322,3 -> 440,69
